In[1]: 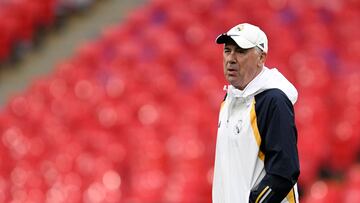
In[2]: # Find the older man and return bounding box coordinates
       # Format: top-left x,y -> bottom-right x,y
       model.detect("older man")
212,23 -> 300,203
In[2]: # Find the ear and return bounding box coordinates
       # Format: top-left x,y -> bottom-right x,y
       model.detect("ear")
259,52 -> 267,66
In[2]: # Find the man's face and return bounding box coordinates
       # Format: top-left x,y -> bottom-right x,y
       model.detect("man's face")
223,40 -> 265,90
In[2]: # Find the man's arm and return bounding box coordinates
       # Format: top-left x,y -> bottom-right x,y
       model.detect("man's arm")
249,89 -> 300,203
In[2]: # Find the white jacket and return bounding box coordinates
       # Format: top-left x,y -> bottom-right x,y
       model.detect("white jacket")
212,67 -> 300,203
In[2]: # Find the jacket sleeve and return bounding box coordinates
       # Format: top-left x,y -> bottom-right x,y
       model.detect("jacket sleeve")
249,89 -> 300,203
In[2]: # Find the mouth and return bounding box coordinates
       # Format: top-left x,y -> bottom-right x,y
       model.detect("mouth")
226,68 -> 237,77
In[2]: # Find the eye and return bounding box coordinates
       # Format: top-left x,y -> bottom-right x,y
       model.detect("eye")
224,48 -> 231,53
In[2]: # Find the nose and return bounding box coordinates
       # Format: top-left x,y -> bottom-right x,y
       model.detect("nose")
227,52 -> 237,64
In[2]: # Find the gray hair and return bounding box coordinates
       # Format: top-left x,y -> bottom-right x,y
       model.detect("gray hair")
254,47 -> 264,55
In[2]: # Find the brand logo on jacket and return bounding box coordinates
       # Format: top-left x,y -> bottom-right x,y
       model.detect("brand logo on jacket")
233,120 -> 242,135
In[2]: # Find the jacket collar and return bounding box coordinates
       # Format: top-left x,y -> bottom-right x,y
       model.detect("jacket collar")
225,66 -> 298,104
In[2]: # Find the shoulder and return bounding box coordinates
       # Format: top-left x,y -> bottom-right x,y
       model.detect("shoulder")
254,89 -> 297,138
223,93 -> 227,101
255,89 -> 292,107
254,89 -> 294,119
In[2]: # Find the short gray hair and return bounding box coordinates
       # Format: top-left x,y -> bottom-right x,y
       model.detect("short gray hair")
254,47 -> 264,54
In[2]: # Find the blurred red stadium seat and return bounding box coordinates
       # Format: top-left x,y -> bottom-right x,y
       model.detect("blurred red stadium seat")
0,0 -> 359,202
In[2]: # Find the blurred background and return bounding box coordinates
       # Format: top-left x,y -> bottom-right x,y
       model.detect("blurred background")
0,0 -> 359,202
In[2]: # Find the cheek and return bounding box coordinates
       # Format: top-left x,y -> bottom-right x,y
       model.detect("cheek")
241,56 -> 255,67
223,59 -> 227,72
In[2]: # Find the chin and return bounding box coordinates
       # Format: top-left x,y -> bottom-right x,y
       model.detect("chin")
226,76 -> 236,84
